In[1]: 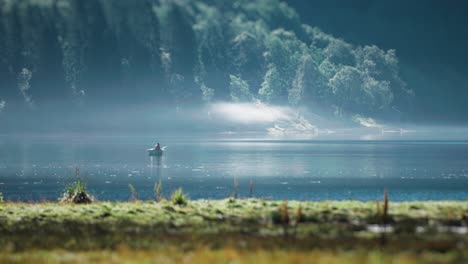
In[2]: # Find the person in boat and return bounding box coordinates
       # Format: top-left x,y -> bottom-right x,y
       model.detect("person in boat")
154,143 -> 161,151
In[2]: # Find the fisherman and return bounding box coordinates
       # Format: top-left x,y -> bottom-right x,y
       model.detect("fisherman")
155,143 -> 161,151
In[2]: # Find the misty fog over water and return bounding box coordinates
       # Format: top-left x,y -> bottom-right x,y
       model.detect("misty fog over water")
2,100 -> 468,202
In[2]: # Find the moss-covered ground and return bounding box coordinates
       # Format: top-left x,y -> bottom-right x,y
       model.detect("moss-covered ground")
0,199 -> 467,263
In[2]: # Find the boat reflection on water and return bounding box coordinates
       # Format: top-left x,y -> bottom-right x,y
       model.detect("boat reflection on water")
149,155 -> 163,181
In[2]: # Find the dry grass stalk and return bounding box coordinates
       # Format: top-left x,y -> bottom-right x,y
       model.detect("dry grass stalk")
129,184 -> 139,202
233,177 -> 239,199
154,180 -> 163,202
383,189 -> 389,224
280,201 -> 290,236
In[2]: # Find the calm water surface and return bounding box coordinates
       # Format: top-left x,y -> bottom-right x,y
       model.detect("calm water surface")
1,136 -> 468,201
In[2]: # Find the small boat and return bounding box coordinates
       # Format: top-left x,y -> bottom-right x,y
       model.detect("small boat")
148,148 -> 163,157
147,145 -> 166,157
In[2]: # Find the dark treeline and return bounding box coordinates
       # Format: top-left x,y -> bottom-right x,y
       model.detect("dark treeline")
0,0 -> 413,120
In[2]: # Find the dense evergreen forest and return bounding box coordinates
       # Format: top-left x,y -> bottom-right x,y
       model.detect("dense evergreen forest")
0,0 -> 413,120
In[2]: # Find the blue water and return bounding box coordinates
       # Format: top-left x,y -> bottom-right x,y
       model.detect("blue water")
1,136 -> 468,201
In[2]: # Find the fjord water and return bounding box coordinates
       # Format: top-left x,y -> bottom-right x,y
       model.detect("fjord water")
1,135 -> 468,202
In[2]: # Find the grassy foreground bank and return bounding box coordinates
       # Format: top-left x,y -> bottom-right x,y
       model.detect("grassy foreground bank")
0,199 -> 467,263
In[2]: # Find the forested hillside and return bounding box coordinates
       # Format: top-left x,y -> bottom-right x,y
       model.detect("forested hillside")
0,0 -> 413,120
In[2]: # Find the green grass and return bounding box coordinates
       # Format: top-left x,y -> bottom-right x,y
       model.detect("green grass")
0,248 -> 464,264
0,200 -> 467,263
171,188 -> 188,206
60,169 -> 93,204
128,184 -> 138,201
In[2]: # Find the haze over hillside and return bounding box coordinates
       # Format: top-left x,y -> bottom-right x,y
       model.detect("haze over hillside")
0,0 -> 416,130
287,0 -> 468,125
